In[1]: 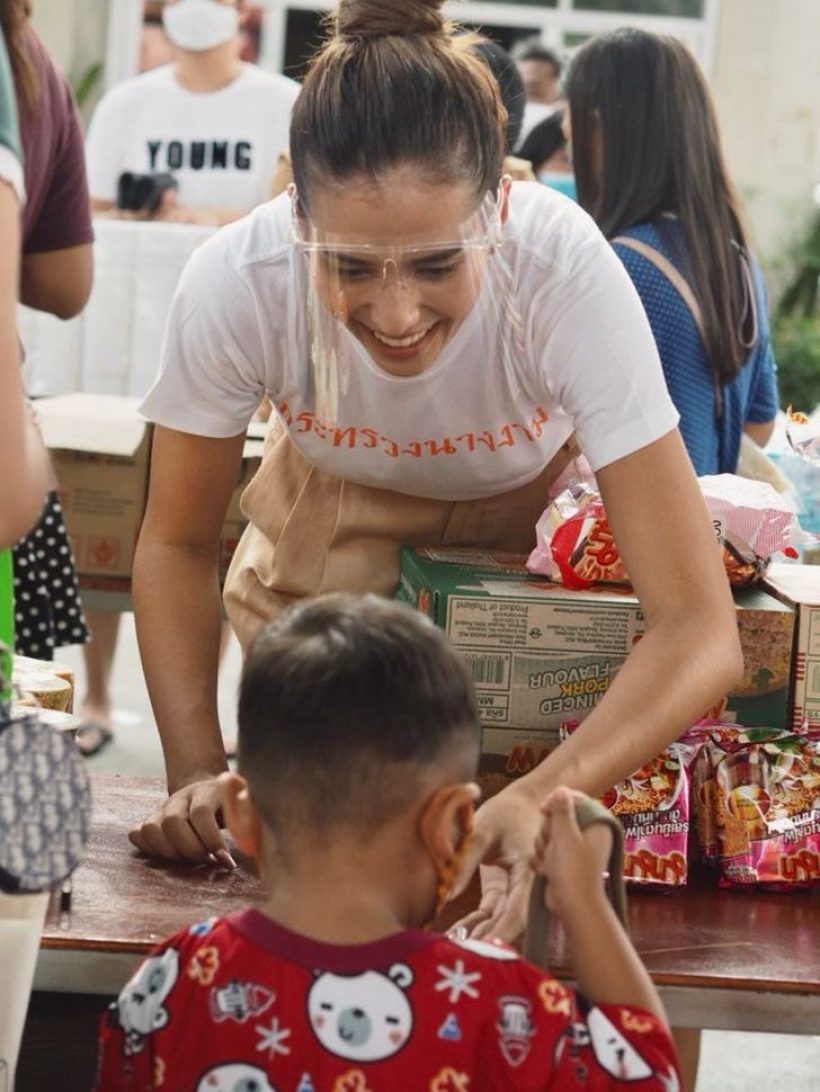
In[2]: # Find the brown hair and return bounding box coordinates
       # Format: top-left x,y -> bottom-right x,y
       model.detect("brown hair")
0,0 -> 39,106
567,29 -> 756,387
290,0 -> 507,213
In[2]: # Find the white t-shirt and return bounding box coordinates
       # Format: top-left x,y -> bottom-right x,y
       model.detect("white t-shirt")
141,183 -> 679,501
85,63 -> 300,210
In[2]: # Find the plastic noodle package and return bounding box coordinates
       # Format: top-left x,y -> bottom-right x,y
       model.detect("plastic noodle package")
561,721 -> 699,887
528,473 -> 801,589
786,407 -> 820,468
689,722 -> 820,889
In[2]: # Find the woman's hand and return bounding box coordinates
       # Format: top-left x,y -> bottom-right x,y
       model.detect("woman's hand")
449,780 -> 544,944
128,774 -> 236,867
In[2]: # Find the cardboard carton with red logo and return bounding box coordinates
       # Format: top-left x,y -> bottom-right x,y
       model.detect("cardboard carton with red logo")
397,546 -> 794,779
37,395 -> 152,579
37,395 -> 266,582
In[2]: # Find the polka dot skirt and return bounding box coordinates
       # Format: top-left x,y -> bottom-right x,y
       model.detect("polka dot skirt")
12,492 -> 90,659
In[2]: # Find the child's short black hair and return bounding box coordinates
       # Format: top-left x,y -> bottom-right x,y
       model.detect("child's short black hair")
238,595 -> 481,835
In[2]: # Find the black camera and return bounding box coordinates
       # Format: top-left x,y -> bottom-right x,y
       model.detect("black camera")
116,171 -> 178,214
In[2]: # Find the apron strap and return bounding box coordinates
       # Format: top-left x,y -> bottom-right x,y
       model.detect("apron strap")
612,233 -> 724,421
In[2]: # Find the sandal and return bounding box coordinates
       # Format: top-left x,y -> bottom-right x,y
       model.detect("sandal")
523,794 -> 627,968
74,722 -> 114,758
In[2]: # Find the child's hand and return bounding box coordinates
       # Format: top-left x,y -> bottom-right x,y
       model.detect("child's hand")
530,787 -> 612,918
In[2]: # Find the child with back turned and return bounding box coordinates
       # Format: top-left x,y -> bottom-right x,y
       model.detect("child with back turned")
96,596 -> 681,1090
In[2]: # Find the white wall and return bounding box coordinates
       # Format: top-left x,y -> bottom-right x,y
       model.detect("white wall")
712,0 -> 820,270
30,0 -> 109,117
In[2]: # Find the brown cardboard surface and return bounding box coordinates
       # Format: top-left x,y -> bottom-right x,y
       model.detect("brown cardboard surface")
38,397 -> 270,583
399,547 -> 795,753
37,395 -> 151,579
765,563 -> 820,730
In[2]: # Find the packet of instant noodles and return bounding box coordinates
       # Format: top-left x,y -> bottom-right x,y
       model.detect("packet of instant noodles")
528,474 -> 799,588
690,723 -> 820,888
561,721 -> 699,886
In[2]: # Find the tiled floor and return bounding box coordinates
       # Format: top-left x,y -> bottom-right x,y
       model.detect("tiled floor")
63,615 -> 820,1091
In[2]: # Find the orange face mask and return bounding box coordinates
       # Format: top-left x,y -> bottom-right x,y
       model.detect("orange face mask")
431,805 -> 476,922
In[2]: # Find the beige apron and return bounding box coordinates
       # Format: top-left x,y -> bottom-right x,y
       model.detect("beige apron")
224,424 -> 579,651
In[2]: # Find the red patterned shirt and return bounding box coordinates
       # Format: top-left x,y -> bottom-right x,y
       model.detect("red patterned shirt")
95,910 -> 681,1092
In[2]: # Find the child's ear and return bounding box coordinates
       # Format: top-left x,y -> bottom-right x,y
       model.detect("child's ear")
419,781 -> 481,874
218,771 -> 262,857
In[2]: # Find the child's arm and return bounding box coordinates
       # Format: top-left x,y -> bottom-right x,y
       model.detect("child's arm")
531,787 -> 667,1024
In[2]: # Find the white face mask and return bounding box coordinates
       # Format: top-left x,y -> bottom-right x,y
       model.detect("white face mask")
162,0 -> 240,53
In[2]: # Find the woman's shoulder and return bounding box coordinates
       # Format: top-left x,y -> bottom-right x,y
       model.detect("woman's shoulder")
183,192 -> 293,295
506,181 -> 610,277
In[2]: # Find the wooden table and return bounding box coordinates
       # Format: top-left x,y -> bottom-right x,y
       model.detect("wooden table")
35,775 -> 820,1035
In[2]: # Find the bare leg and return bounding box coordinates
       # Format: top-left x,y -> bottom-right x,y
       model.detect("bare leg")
672,1027 -> 701,1092
80,608 -> 121,728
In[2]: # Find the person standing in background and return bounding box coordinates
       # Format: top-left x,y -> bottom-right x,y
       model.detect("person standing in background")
85,0 -> 300,226
517,109 -> 576,200
79,0 -> 300,752
0,26 -> 49,549
565,29 -> 778,478
1,0 -> 94,695
514,40 -> 564,145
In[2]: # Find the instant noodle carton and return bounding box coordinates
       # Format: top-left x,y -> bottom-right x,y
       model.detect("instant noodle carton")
764,563 -> 820,733
397,547 -> 795,756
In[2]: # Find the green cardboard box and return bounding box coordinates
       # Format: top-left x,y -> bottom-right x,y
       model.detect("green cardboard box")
398,547 -> 794,764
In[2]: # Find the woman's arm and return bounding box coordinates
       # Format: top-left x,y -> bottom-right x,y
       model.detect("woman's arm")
20,243 -> 93,319
130,425 -> 246,862
456,429 -> 742,941
526,428 -> 742,799
0,181 -> 49,547
744,419 -> 775,447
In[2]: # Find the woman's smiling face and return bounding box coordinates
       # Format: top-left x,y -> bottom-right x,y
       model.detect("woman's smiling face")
300,169 -> 508,378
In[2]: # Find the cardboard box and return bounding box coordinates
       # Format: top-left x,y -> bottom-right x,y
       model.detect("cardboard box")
219,422 -> 267,580
37,395 -> 151,579
764,562 -> 820,731
479,727 -> 559,783
398,547 -> 795,746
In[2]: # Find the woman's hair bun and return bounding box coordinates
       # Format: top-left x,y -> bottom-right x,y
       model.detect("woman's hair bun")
336,0 -> 446,40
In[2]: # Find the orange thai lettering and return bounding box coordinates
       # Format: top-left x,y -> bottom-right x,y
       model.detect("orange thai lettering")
426,437 -> 458,456
530,406 -> 549,436
333,426 -> 357,448
625,850 -> 686,884
780,850 -> 820,882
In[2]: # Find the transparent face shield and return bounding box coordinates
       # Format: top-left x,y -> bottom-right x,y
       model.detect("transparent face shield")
290,185 -> 526,424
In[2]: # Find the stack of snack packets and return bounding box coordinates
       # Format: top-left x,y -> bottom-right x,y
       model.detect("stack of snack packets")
529,474 -> 799,589
689,722 -> 820,888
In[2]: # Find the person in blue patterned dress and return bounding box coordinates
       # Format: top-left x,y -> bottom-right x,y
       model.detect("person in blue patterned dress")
565,28 -> 779,476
